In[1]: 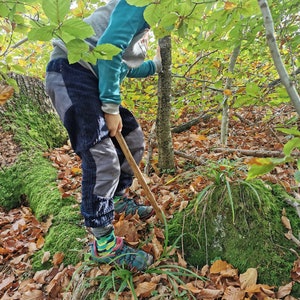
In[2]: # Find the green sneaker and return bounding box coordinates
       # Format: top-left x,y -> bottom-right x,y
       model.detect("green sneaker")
90,237 -> 153,272
114,196 -> 154,220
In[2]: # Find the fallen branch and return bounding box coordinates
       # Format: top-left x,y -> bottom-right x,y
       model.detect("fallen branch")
212,147 -> 300,158
171,109 -> 219,134
174,150 -> 206,165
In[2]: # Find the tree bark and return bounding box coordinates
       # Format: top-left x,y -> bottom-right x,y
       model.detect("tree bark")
156,35 -> 174,171
258,0 -> 300,115
220,45 -> 240,145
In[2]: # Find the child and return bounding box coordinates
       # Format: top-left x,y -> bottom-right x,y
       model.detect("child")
45,0 -> 161,271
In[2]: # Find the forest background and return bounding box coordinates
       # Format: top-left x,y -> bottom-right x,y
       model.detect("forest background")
0,0 -> 300,299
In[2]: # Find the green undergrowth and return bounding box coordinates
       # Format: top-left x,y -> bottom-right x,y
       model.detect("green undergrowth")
168,178 -> 300,295
0,94 -> 67,151
0,94 -> 85,269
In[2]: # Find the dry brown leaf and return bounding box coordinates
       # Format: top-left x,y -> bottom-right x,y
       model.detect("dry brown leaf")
114,218 -> 139,242
41,251 -> 51,264
151,235 -> 163,260
22,289 -> 44,300
0,275 -> 15,293
0,84 -> 14,105
177,251 -> 187,268
179,282 -> 202,293
135,282 -> 157,298
210,259 -> 234,274
291,258 -> 300,283
240,268 -> 257,289
245,284 -> 274,296
276,282 -> 293,298
281,215 -> 292,230
223,286 -> 245,300
53,252 -> 64,266
199,288 -> 223,298
33,270 -> 49,284
36,235 -> 45,249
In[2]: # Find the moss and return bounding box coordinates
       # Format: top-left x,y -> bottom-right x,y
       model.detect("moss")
168,179 -> 300,288
0,95 -> 67,151
1,93 -> 86,270
0,163 -> 24,210
32,206 -> 86,271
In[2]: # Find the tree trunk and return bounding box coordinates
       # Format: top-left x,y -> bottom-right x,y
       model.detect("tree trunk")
156,35 -> 174,171
8,73 -> 55,113
220,45 -> 240,145
258,0 -> 300,115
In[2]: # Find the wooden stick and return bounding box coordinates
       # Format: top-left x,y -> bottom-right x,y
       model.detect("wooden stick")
115,131 -> 164,223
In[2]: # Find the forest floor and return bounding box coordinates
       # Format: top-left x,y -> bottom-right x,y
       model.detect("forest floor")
0,104 -> 300,299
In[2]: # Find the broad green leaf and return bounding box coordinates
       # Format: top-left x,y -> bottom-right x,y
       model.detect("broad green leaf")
245,82 -> 260,97
276,127 -> 300,137
247,160 -> 274,180
283,137 -> 300,156
0,4 -> 10,17
92,44 -> 121,60
66,39 -> 89,64
159,13 -> 178,29
144,4 -> 162,27
126,0 -> 152,7
42,0 -> 70,24
28,25 -> 57,41
61,18 -> 94,39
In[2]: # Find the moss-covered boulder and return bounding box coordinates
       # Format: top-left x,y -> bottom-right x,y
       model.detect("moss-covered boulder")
168,179 -> 300,293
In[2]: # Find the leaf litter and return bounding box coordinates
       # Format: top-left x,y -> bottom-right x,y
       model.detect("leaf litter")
0,105 -> 300,299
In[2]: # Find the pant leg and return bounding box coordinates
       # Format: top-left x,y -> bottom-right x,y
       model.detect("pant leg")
112,106 -> 145,194
45,58 -> 118,227
80,139 -> 119,227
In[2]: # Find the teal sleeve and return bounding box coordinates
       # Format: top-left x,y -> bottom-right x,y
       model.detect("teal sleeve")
97,0 -> 149,111
127,60 -> 156,78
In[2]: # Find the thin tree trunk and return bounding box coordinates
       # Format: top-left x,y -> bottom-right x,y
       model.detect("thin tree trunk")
258,0 -> 300,115
220,45 -> 240,145
156,35 -> 174,171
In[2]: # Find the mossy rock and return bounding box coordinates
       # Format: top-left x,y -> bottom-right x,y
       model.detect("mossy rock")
168,179 -> 300,292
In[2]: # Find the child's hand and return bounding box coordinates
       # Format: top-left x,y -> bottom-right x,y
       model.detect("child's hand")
104,113 -> 122,137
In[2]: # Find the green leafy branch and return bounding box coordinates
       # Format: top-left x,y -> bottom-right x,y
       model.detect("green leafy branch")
247,127 -> 300,182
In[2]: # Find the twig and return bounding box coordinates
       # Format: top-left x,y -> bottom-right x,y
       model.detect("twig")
212,147 -> 300,158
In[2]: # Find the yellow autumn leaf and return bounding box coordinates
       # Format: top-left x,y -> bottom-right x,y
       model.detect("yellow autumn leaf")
71,167 -> 82,175
213,61 -> 221,68
223,89 -> 232,96
0,84 -> 14,105
224,1 -> 237,10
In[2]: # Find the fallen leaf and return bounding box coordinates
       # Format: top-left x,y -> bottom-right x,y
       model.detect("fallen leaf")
281,215 -> 292,230
223,286 -> 245,300
240,268 -> 257,289
41,251 -> 51,264
135,282 -> 157,298
276,282 -> 293,298
179,282 -> 201,293
0,275 -> 15,293
53,252 -> 64,266
0,84 -> 14,105
210,260 -> 233,274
